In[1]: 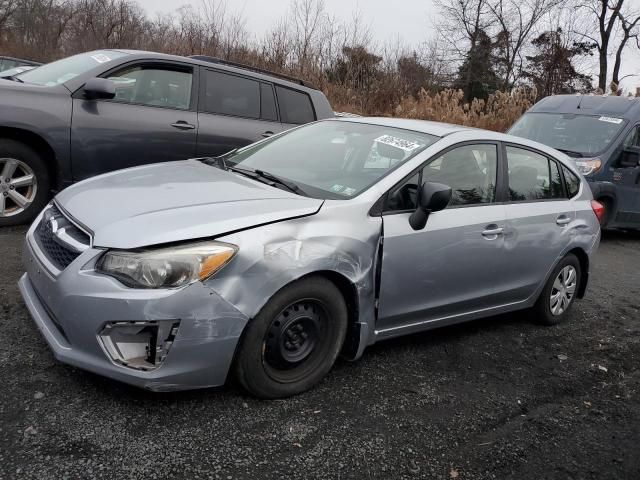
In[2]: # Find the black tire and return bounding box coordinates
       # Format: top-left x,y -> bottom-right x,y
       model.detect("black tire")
533,254 -> 581,326
0,139 -> 50,227
234,276 -> 348,399
598,197 -> 614,229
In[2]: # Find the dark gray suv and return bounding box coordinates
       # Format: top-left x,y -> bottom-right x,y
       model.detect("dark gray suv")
0,50 -> 333,226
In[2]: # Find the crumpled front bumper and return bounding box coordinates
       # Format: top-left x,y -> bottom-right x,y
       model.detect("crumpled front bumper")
19,234 -> 249,392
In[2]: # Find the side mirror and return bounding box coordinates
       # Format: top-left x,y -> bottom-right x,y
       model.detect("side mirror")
83,77 -> 116,100
409,181 -> 452,230
620,145 -> 640,168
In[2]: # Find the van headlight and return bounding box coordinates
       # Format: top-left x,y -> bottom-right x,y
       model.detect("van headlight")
96,241 -> 237,289
575,158 -> 602,176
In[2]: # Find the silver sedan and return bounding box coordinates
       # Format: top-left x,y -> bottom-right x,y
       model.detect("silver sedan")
18,118 -> 601,398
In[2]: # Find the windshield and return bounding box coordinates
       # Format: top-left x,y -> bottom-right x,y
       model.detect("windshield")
19,50 -> 129,86
227,120 -> 439,199
509,112 -> 627,156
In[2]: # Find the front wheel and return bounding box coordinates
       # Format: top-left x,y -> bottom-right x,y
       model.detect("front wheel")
0,140 -> 50,226
234,276 -> 348,399
533,254 -> 581,326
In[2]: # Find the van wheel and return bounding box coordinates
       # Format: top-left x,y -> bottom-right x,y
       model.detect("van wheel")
598,197 -> 613,228
533,254 -> 581,326
0,140 -> 50,226
234,277 -> 348,399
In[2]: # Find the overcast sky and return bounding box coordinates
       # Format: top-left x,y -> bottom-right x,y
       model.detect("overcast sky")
138,0 -> 640,93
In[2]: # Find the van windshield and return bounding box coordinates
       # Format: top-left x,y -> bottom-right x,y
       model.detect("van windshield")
509,112 -> 627,157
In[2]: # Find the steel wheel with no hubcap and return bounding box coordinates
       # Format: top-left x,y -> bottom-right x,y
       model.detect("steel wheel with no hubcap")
550,265 -> 577,316
262,299 -> 328,382
0,158 -> 37,218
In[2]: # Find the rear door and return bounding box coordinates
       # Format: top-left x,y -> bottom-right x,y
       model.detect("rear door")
376,142 -> 509,334
71,61 -> 198,180
501,145 -> 575,302
196,69 -> 284,157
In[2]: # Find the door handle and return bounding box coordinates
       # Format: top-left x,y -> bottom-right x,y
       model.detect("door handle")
261,130 -> 275,138
481,225 -> 504,237
171,121 -> 196,130
556,215 -> 571,226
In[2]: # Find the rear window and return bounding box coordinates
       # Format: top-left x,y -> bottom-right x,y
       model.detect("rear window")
507,146 -> 566,201
260,83 -> 278,121
203,70 -> 260,119
562,165 -> 581,197
276,86 -> 315,124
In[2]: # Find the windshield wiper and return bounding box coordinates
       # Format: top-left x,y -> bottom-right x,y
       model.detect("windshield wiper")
199,148 -> 239,171
230,166 -> 306,196
2,75 -> 23,83
555,148 -> 584,158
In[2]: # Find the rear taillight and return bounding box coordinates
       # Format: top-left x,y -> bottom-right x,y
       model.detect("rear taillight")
591,200 -> 605,224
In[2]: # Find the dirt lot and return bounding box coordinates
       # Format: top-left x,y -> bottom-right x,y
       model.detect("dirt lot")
0,225 -> 638,480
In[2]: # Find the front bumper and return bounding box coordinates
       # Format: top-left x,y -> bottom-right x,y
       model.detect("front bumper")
19,232 -> 249,392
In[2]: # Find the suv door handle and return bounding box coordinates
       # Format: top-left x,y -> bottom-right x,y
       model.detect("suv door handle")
171,121 -> 196,130
556,215 -> 571,226
262,131 -> 274,138
481,225 -> 504,237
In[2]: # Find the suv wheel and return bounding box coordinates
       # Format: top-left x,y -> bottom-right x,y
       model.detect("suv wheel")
533,253 -> 581,326
234,276 -> 348,399
0,140 -> 50,226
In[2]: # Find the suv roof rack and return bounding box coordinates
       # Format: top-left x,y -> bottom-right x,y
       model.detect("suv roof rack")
189,55 -> 316,89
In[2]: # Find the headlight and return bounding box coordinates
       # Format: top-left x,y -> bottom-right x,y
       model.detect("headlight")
96,241 -> 237,289
575,158 -> 602,176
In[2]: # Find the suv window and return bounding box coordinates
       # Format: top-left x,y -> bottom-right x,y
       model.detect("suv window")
276,86 -> 315,124
203,70 -> 260,119
562,165 -> 581,197
386,144 -> 498,211
507,146 -> 565,201
108,66 -> 192,110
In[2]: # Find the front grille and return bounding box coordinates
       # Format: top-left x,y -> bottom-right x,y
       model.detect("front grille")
34,205 -> 90,270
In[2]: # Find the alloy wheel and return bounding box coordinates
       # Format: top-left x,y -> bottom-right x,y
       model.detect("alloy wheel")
0,158 -> 37,217
549,265 -> 577,316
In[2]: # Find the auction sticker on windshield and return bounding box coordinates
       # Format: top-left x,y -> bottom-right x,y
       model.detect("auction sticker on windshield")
598,116 -> 623,124
375,135 -> 423,152
91,53 -> 112,64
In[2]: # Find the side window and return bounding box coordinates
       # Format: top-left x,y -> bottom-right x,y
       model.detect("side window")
260,83 -> 278,121
276,86 -> 315,124
507,146 -> 565,201
107,66 -> 192,109
423,144 -> 498,206
203,70 -> 260,119
622,126 -> 640,149
386,144 -> 498,211
562,165 -> 581,198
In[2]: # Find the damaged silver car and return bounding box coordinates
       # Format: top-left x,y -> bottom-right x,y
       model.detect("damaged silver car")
18,118 -> 601,398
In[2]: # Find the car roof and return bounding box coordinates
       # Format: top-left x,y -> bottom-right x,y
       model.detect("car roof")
528,94 -> 640,119
107,49 -> 318,92
331,116 -> 575,165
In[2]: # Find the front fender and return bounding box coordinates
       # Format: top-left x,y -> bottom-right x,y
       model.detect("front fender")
205,208 -> 382,352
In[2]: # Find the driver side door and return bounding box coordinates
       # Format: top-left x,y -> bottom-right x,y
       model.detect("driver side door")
376,142 -> 510,337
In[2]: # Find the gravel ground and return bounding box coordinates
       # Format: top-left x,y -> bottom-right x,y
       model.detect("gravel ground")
0,225 -> 639,480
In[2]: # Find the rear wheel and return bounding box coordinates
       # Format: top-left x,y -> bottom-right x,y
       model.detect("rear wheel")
533,254 -> 581,326
0,140 -> 50,226
234,276 -> 348,399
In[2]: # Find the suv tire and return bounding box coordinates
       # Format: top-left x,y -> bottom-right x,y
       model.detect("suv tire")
0,139 -> 50,226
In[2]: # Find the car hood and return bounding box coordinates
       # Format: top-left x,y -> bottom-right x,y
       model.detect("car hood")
55,160 -> 323,249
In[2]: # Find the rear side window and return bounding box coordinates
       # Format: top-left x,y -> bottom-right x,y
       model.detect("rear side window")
276,86 -> 315,124
507,146 -> 566,201
562,165 -> 581,197
204,70 -> 260,119
260,83 -> 278,121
